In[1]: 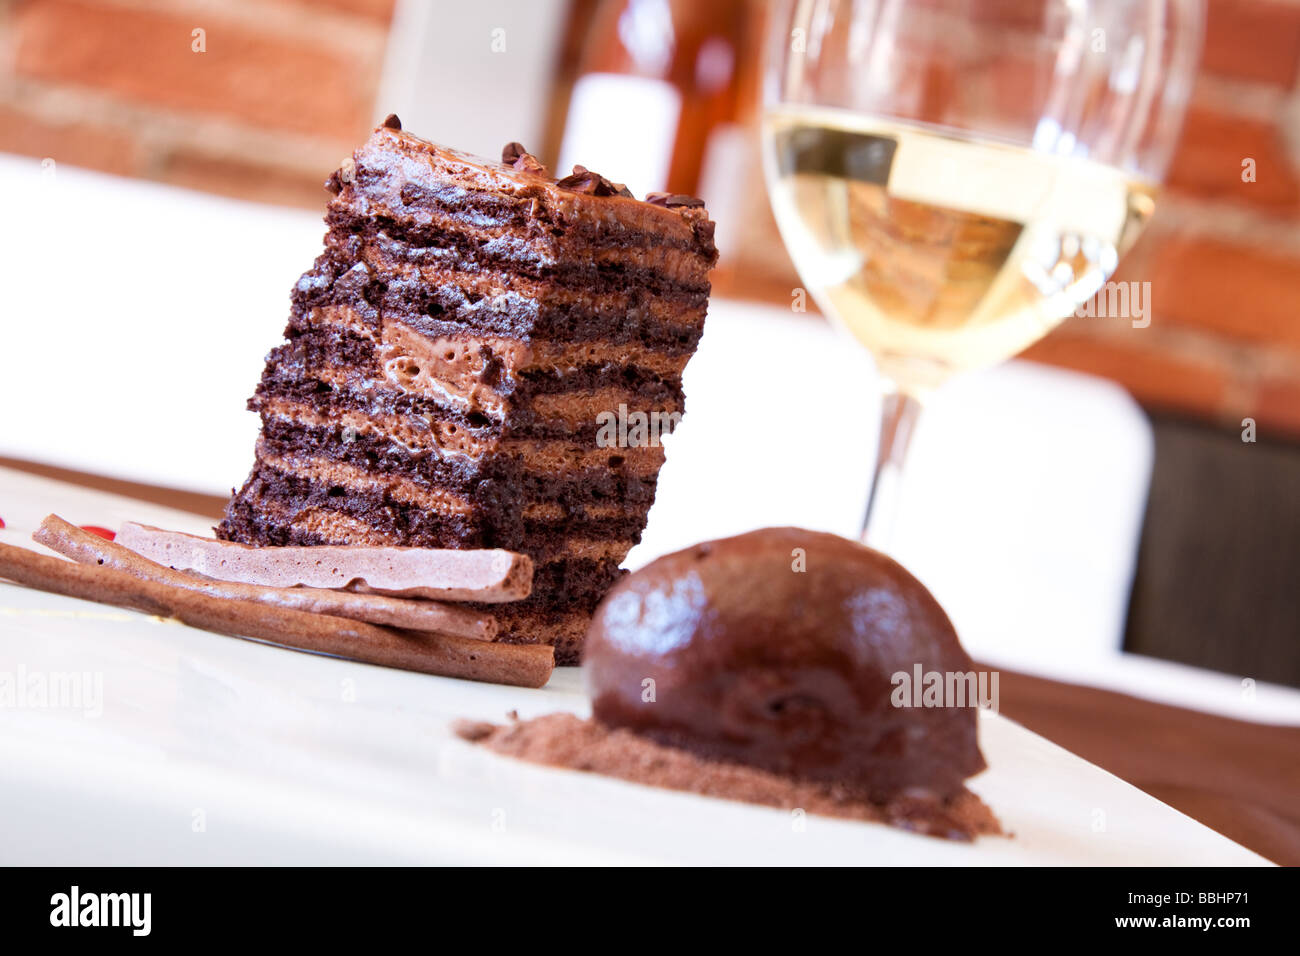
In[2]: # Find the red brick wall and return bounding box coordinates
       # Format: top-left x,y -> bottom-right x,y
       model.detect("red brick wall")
0,0 -> 395,207
1023,1 -> 1300,437
2,0 -> 1297,437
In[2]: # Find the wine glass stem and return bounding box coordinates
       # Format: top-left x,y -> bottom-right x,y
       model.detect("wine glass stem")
861,388 -> 923,551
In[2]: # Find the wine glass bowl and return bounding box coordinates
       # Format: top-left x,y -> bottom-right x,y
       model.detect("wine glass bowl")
761,0 -> 1204,545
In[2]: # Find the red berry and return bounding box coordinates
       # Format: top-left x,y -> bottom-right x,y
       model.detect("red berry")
0,516 -> 5,529
80,525 -> 116,541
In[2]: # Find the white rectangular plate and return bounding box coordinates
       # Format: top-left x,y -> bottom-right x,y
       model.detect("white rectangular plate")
0,467 -> 1269,865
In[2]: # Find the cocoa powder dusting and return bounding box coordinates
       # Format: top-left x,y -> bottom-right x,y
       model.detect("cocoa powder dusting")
456,713 -> 1004,841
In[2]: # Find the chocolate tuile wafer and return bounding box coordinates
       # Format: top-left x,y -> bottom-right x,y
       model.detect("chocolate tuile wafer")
0,540 -> 553,688
35,515 -> 497,641
117,523 -> 532,602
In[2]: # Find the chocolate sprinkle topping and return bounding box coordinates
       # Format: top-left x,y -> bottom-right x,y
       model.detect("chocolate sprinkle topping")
646,191 -> 705,209
556,165 -> 634,199
381,113 -> 402,130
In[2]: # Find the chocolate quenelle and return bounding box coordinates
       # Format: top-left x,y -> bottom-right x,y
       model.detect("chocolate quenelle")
585,527 -> 987,802
462,528 -> 1002,839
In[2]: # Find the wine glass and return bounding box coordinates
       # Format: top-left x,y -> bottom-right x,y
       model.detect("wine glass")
761,0 -> 1204,549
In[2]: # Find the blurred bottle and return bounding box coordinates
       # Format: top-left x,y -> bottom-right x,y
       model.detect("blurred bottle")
543,0 -> 804,307
547,0 -> 755,198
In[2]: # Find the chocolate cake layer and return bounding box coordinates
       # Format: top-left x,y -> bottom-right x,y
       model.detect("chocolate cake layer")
254,370 -> 683,451
258,325 -> 686,416
335,129 -> 715,260
295,254 -> 708,348
300,303 -> 697,401
251,413 -> 664,507
336,214 -> 714,294
221,123 -> 716,659
478,603 -> 605,664
227,456 -> 653,550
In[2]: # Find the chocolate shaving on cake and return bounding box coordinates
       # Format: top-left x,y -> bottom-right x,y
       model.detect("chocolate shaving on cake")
501,141 -> 548,176
646,191 -> 705,209
381,113 -> 402,130
556,165 -> 634,198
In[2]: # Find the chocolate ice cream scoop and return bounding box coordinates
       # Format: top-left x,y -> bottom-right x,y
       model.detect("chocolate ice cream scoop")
584,527 -> 987,801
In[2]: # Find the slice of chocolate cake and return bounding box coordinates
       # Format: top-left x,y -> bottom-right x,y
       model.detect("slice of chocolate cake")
218,117 -> 717,663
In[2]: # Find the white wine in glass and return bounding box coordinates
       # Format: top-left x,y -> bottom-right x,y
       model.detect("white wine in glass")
762,0 -> 1204,548
766,107 -> 1157,390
